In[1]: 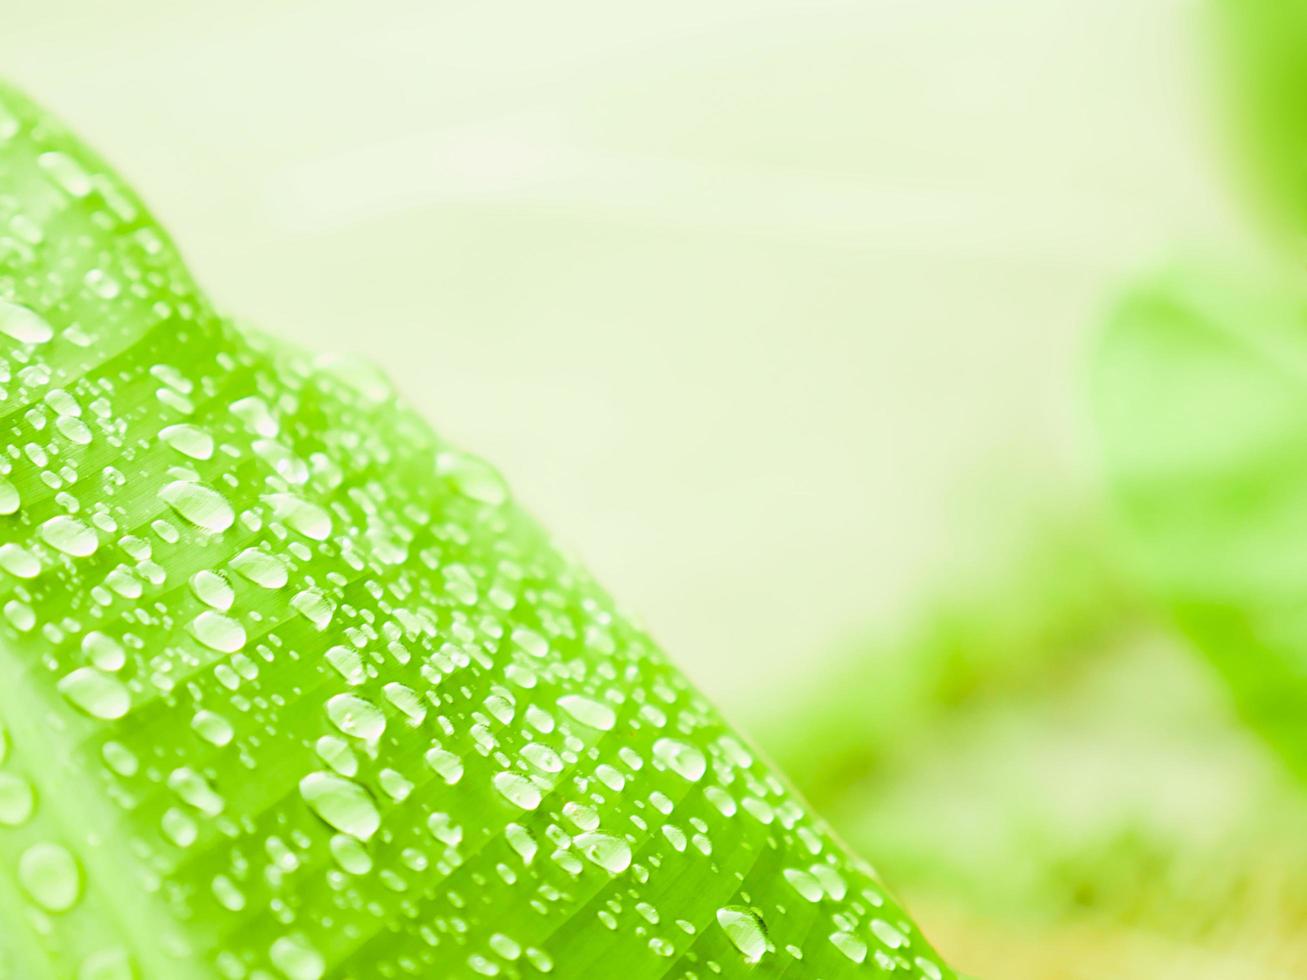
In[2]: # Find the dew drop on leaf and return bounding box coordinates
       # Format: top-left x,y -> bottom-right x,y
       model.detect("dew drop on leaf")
0,772 -> 35,825
40,515 -> 98,557
159,480 -> 234,533
556,694 -> 615,731
716,906 -> 768,964
298,771 -> 380,841
18,841 -> 81,912
325,693 -> 386,742
492,771 -> 542,811
57,667 -> 131,720
574,832 -> 632,874
158,423 -> 214,460
269,933 -> 325,980
0,297 -> 53,344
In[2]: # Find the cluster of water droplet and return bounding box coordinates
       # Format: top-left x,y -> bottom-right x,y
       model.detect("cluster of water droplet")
0,84 -> 950,979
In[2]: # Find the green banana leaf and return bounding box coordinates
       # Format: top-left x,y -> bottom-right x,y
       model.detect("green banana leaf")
0,83 -> 953,979
1093,263 -> 1307,782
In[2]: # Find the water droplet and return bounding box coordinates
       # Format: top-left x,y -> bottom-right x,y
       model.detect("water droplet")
269,934 -> 325,980
159,481 -> 234,533
325,645 -> 365,686
190,570 -> 234,611
492,771 -> 542,811
717,906 -> 768,964
192,709 -> 234,747
211,873 -> 246,911
330,833 -> 372,874
57,667 -> 131,719
40,515 -> 98,557
18,842 -> 81,911
436,449 -> 508,506
783,867 -> 824,903
167,767 -> 224,816
265,493 -> 332,540
77,947 -> 134,980
0,476 -> 20,515
230,548 -> 287,589
0,772 -> 35,825
556,695 -> 615,731
830,931 -> 867,964
314,735 -> 357,777
425,746 -> 463,785
652,738 -> 707,782
0,298 -> 53,344
82,632 -> 125,671
870,918 -> 908,950
291,589 -> 334,630
299,771 -> 380,841
0,543 -> 39,578
189,611 -> 246,653
159,423 -> 213,460
574,833 -> 631,874
37,150 -> 92,197
325,693 -> 385,741
382,681 -> 426,724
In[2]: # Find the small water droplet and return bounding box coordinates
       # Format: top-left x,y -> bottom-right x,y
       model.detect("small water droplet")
192,709 -> 234,747
265,493 -> 331,540
436,449 -> 508,506
230,547 -> 288,589
0,543 -> 39,578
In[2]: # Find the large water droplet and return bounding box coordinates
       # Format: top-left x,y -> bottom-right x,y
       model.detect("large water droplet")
159,423 -> 213,460
40,515 -> 98,557
265,493 -> 332,541
0,772 -> 35,825
0,476 -> 20,515
269,934 -> 325,980
326,693 -> 385,742
574,833 -> 631,874
230,547 -> 288,589
556,694 -> 615,731
298,771 -> 380,841
716,906 -> 768,964
653,738 -> 707,782
18,842 -> 81,911
57,667 -> 131,719
159,481 -> 234,533
189,611 -> 246,653
492,771 -> 542,811
0,543 -> 39,578
0,298 -> 53,344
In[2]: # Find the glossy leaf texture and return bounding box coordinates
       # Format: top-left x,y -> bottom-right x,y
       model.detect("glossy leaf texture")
0,83 -> 952,979
1094,264 -> 1307,782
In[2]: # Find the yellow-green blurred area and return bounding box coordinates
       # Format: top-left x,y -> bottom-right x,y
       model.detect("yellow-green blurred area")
6,0 -> 1306,976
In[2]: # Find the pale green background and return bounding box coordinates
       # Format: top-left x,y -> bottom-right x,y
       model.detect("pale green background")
1,0 -> 1234,726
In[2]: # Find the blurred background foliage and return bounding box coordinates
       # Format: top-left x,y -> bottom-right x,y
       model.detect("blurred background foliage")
7,0 -> 1307,976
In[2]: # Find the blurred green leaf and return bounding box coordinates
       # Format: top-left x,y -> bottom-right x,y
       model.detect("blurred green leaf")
1094,264 -> 1307,780
1211,0 -> 1307,241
